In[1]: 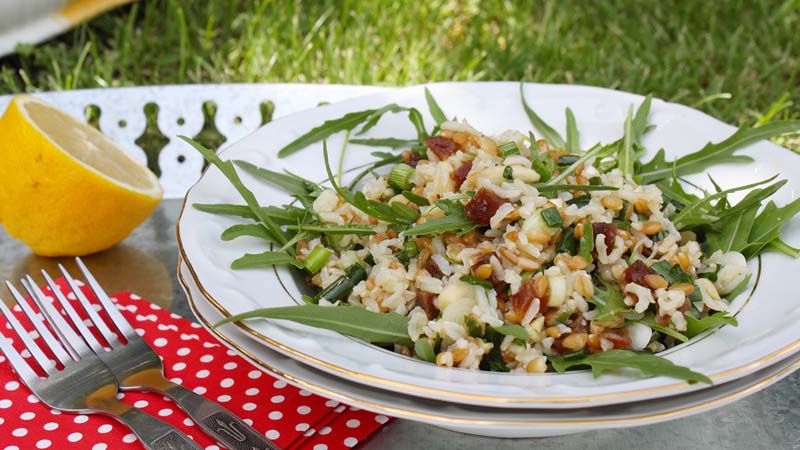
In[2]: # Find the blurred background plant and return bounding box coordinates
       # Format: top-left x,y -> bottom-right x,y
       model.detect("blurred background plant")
0,0 -> 797,150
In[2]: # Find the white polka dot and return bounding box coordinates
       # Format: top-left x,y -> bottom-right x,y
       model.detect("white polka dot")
97,424 -> 113,434
297,405 -> 311,415
265,430 -> 280,440
296,423 -> 310,432
177,347 -> 191,356
244,418 -> 253,425
35,440 -> 51,449
196,369 -> 210,379
270,395 -> 285,404
248,370 -> 262,379
223,362 -> 237,370
375,415 -> 389,424
220,378 -> 234,388
27,394 -> 39,403
205,446 -> 220,450
298,389 -> 312,397
3,446 -> 19,450
349,406 -> 361,411
74,415 -> 89,424
245,388 -> 259,396
216,395 -> 231,403
158,408 -> 173,417
242,402 -> 256,411
122,434 -> 137,443
318,426 -> 332,435
0,399 -> 12,408
346,419 -> 360,428
268,411 -> 283,420
184,418 -> 194,426
172,362 -> 187,371
20,412 -> 35,420
170,377 -> 183,384
116,393 -> 125,399
5,381 -> 19,391
200,354 -> 213,363
43,422 -> 58,431
12,428 -> 27,437
344,437 -> 358,447
313,445 -> 328,450
134,400 -> 149,408
135,329 -> 145,336
272,380 -> 286,388
325,399 -> 340,408
67,432 -> 82,442
153,338 -> 168,347
193,386 -> 207,394
92,444 -> 107,450
0,418 -> 4,425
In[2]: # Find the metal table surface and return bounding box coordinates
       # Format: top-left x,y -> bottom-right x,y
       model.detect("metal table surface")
1,199 -> 798,450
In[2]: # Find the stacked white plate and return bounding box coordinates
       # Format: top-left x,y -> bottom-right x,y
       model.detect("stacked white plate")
176,82 -> 800,437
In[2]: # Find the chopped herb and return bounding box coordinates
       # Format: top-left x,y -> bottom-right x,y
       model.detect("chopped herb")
402,191 -> 430,206
490,324 -> 531,340
499,142 -> 521,157
464,316 -> 485,337
567,195 -> 591,207
541,207 -> 564,228
304,246 -> 333,273
503,166 -> 514,181
460,275 -> 493,289
557,154 -> 580,166
312,263 -> 368,304
388,163 -> 415,191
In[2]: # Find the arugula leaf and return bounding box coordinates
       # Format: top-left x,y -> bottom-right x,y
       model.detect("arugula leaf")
587,282 -> 633,323
620,105 -> 635,178
671,175 -> 778,229
705,205 -> 759,254
546,144 -> 603,185
285,224 -> 376,235
193,203 -> 306,224
549,349 -> 711,383
350,138 -> 419,148
650,261 -> 693,284
277,106 -> 403,157
403,199 -> 476,236
531,184 -> 618,193
230,251 -> 304,270
631,94 -> 653,141
402,191 -> 430,206
742,198 -> 800,258
565,107 -> 580,153
638,120 -> 800,183
215,304 -> 413,346
685,312 -> 738,338
234,160 -> 320,195
490,324 -> 531,340
322,142 -> 418,225
424,87 -> 447,125
221,224 -> 275,241
356,104 -> 407,135
767,238 -> 800,258
639,314 -> 689,342
181,136 -> 288,245
579,220 -> 594,263
414,339 -> 436,362
347,152 -> 403,190
519,83 -> 566,149
407,108 -> 428,140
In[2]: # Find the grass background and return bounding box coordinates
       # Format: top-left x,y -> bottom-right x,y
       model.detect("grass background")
0,0 -> 798,151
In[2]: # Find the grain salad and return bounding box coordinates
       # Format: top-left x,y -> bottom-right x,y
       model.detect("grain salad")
194,87 -> 800,382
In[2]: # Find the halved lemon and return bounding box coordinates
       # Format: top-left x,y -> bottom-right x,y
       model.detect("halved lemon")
0,95 -> 162,256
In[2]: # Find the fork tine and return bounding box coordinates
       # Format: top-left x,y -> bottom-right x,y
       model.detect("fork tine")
0,317 -> 40,382
41,271 -> 105,353
75,258 -> 137,338
5,281 -> 71,366
0,287 -> 57,374
22,277 -> 91,359
58,264 -> 121,349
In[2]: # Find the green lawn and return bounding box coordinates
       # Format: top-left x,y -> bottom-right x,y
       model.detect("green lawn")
0,0 -> 797,149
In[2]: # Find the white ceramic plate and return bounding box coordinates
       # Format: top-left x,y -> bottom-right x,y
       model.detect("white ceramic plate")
180,257 -> 800,438
177,82 -> 800,409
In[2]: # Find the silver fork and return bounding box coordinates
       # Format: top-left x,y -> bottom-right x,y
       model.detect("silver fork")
0,279 -> 202,450
49,258 -> 279,450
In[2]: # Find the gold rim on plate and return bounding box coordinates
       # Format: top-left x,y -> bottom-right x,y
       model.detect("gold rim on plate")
179,256 -> 800,426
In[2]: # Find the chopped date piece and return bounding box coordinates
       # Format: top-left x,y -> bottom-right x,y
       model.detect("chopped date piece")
424,136 -> 459,159
511,278 -> 548,318
465,188 -> 509,225
425,258 -> 446,278
601,328 -> 631,349
452,159 -> 474,189
592,222 -> 618,248
624,260 -> 654,287
416,291 -> 439,320
402,150 -> 424,168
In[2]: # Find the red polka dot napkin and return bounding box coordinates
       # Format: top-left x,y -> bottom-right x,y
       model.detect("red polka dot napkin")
0,278 -> 391,449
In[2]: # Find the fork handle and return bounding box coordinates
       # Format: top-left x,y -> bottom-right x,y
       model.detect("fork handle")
117,407 -> 203,450
167,384 -> 281,450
